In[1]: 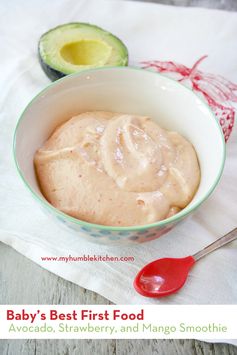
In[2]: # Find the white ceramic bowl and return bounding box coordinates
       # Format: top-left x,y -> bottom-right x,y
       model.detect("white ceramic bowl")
13,67 -> 225,245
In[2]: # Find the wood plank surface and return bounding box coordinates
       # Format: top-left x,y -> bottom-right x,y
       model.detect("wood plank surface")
132,0 -> 237,11
0,243 -> 236,355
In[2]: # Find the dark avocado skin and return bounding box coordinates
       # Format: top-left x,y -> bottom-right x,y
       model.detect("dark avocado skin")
38,47 -> 65,82
38,22 -> 129,82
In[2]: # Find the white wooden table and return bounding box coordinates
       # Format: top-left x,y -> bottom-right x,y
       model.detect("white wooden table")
0,1 -> 236,354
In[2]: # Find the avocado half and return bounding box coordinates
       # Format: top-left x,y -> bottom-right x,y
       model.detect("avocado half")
38,23 -> 129,81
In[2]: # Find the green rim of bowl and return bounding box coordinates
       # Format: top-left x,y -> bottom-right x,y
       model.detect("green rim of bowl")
13,66 -> 226,232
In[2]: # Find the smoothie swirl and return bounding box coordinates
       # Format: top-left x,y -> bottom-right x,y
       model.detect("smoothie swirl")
34,111 -> 200,226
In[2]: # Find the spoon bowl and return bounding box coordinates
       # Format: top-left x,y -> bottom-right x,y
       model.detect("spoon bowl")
134,256 -> 195,297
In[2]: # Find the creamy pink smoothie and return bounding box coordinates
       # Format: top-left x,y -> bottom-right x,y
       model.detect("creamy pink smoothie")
34,111 -> 200,226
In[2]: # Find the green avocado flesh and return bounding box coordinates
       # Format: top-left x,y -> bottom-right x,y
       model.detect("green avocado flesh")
39,23 -> 128,80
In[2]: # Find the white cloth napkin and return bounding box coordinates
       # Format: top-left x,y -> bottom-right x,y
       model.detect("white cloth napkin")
1,0 -> 237,313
